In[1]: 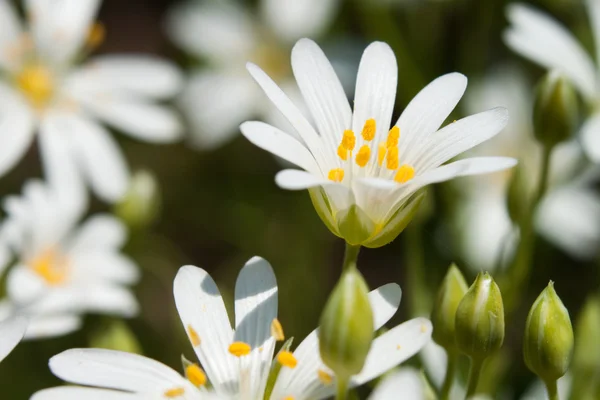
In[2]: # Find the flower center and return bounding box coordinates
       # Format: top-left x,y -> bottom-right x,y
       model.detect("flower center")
329,119 -> 415,184
15,63 -> 55,109
29,248 -> 69,285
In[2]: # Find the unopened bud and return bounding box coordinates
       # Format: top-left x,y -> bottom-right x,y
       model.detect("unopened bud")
114,170 -> 160,229
524,282 -> 573,383
533,70 -> 578,148
455,272 -> 505,359
319,267 -> 374,378
431,264 -> 468,350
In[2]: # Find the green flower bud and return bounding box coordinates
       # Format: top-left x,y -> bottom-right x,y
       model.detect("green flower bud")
573,295 -> 600,372
114,170 -> 161,229
455,272 -> 505,359
523,281 -> 573,383
533,70 -> 578,148
319,267 -> 374,378
431,264 -> 468,350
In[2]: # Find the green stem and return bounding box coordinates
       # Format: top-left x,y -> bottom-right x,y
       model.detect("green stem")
335,376 -> 349,400
544,379 -> 559,400
534,145 -> 553,205
406,224 -> 429,317
465,357 -> 485,398
342,243 -> 361,272
440,351 -> 458,400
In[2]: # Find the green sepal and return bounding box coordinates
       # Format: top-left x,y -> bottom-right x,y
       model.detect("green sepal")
308,187 -> 341,237
336,204 -> 376,246
263,337 -> 294,400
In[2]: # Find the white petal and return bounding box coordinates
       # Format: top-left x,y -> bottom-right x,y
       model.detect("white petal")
0,0 -> 23,71
581,113 -> 600,162
234,257 -> 278,400
0,84 -> 35,177
397,73 -> 467,166
352,42 -> 397,148
26,0 -> 101,67
275,169 -> 327,190
6,266 -> 48,306
49,348 -> 197,394
69,214 -> 127,252
0,316 -> 27,363
368,368 -> 424,400
419,340 -> 447,389
78,284 -> 139,317
369,283 -> 402,328
261,0 -> 339,41
32,387 -> 139,400
173,265 -> 238,395
70,252 -> 139,284
291,39 -> 351,154
23,314 -> 82,339
241,121 -> 320,174
504,3 -> 598,100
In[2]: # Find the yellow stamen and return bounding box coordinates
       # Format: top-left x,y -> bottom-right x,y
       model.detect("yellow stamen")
164,387 -> 185,397
271,318 -> 284,341
386,126 -> 400,148
337,144 -> 348,161
394,164 -> 415,183
386,147 -> 399,170
185,364 -> 206,387
30,249 -> 68,285
86,22 -> 105,49
328,168 -> 344,182
228,341 -> 251,357
361,118 -> 376,141
283,397 -> 295,400
341,129 -> 356,151
396,344 -> 402,350
377,143 -> 387,166
277,351 -> 298,368
355,145 -> 371,167
187,325 -> 200,347
317,369 -> 333,385
16,64 -> 54,109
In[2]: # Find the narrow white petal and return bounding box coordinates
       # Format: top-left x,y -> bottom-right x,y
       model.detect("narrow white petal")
71,252 -> 139,284
581,113 -> 600,162
241,121 -> 320,174
0,0 -> 23,71
6,266 -> 48,306
68,214 -> 127,252
261,0 -> 339,41
419,340 -> 447,389
291,39 -> 352,153
352,42 -> 397,148
504,3 -> 598,100
0,84 -> 35,177
23,314 -> 82,339
49,348 -> 197,394
234,257 -> 278,400
173,265 -> 238,395
275,169 -> 328,190
369,283 -> 402,328
368,368 -> 424,400
397,73 -> 467,166
32,387 -> 139,400
0,316 -> 27,363
78,284 -> 139,317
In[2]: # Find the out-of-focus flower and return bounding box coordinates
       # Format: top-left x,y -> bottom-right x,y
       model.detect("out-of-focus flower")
241,39 -> 516,247
0,0 -> 182,202
456,67 -> 600,271
504,1 -> 600,163
0,317 -> 27,364
166,0 -> 341,150
34,257 -> 432,399
0,180 -> 139,339
368,368 -> 424,400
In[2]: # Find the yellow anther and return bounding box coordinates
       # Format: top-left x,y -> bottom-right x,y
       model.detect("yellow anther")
187,325 -> 200,347
328,168 -> 344,183
361,118 -> 376,141
386,147 -> 399,170
164,387 -> 185,398
317,369 -> 333,385
283,397 -> 295,400
355,145 -> 371,167
386,126 -> 400,148
228,342 -> 251,357
377,143 -> 387,167
394,164 -> 415,183
185,364 -> 206,387
30,249 -> 68,285
277,351 -> 298,368
16,64 -> 54,109
337,144 -> 348,161
271,318 -> 284,341
421,324 -> 428,333
396,344 -> 402,350
341,129 -> 356,151
86,22 -> 105,48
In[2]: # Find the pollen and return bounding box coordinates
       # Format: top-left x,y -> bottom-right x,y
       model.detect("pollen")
421,324 -> 428,333
30,249 -> 68,285
228,341 -> 251,357
386,146 -> 399,170
377,143 -> 387,166
187,325 -> 200,347
394,164 -> 415,183
16,63 -> 54,109
355,145 -> 371,167
361,118 -> 376,141
337,144 -> 348,161
341,129 -> 356,151
328,168 -> 344,182
396,344 -> 402,350
317,369 -> 333,385
185,364 -> 206,387
277,351 -> 298,368
386,126 -> 400,148
86,22 -> 105,49
283,397 -> 295,400
271,318 -> 284,341
164,387 -> 185,398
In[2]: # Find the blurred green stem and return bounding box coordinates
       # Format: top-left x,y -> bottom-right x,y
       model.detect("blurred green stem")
406,224 -> 429,317
545,379 -> 559,400
336,376 -> 349,400
343,243 -> 361,272
440,351 -> 458,400
465,357 -> 484,398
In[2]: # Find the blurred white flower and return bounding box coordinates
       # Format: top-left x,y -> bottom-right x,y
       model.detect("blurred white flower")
0,0 -> 183,202
34,257 -> 432,399
166,0 -> 341,150
368,368 -> 424,400
504,0 -> 600,163
241,39 -> 516,247
0,317 -> 27,364
0,180 -> 139,339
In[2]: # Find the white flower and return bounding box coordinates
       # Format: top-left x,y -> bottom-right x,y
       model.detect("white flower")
240,39 -> 516,247
0,180 -> 139,339
0,317 -> 27,364
368,368 -> 424,400
33,257 -> 432,399
504,1 -> 600,162
166,0 -> 340,150
0,0 -> 183,202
